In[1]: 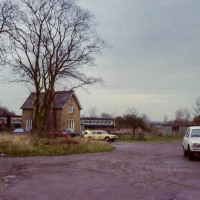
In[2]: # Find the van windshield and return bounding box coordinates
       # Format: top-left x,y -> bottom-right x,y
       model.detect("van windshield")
191,129 -> 200,137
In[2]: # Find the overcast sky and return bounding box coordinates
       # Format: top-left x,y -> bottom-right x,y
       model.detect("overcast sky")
1,0 -> 200,121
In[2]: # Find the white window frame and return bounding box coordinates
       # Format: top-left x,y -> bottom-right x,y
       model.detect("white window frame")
26,119 -> 32,130
67,120 -> 75,130
68,104 -> 74,113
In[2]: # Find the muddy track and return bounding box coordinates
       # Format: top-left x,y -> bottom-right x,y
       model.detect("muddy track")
0,142 -> 200,200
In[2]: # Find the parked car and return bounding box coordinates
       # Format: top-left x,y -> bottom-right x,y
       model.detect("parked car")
183,126 -> 200,160
13,128 -> 29,134
62,129 -> 80,138
83,130 -> 118,142
49,130 -> 70,138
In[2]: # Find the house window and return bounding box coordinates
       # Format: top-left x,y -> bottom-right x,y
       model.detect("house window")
67,120 -> 74,130
68,104 -> 74,113
26,119 -> 32,130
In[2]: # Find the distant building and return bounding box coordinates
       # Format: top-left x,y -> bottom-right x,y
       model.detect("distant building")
0,115 -> 22,129
81,117 -> 115,131
162,124 -> 192,136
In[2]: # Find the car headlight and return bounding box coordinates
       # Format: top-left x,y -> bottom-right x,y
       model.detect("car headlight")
193,143 -> 200,148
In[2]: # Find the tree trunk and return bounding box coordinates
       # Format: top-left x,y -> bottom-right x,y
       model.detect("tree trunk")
32,88 -> 55,136
131,128 -> 135,139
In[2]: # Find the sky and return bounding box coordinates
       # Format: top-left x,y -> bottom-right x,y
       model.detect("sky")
1,0 -> 200,121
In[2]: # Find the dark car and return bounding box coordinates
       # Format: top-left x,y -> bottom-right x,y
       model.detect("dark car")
48,130 -> 70,138
62,129 -> 80,138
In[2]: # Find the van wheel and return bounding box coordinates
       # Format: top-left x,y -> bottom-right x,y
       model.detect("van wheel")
188,146 -> 194,161
183,146 -> 187,157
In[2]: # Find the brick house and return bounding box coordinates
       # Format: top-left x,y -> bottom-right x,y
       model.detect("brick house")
20,91 -> 82,132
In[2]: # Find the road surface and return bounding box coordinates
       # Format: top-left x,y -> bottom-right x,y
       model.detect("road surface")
0,142 -> 200,200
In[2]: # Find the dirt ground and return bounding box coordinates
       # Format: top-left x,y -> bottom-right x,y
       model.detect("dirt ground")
0,141 -> 200,200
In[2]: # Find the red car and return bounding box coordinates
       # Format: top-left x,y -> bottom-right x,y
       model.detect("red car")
49,130 -> 70,138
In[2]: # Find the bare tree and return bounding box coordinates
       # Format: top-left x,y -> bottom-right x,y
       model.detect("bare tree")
0,103 -> 15,115
100,112 -> 113,118
163,115 -> 168,123
192,97 -> 200,125
0,0 -> 18,64
2,0 -> 105,134
193,97 -> 200,117
174,108 -> 190,124
123,108 -> 148,139
88,107 -> 98,117
115,116 -> 124,131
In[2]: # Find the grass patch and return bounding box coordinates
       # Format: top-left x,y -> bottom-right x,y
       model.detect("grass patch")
116,133 -> 182,142
0,132 -> 115,157
143,135 -> 182,142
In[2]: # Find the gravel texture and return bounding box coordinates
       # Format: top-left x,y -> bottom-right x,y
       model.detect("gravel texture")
0,142 -> 200,200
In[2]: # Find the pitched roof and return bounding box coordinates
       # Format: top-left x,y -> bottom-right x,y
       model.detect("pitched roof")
20,91 -> 82,110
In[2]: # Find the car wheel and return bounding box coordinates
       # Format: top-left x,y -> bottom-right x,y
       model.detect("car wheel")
183,146 -> 187,157
188,146 -> 194,161
105,137 -> 110,142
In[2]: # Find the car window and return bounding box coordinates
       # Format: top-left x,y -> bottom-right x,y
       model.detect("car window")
191,129 -> 200,138
96,131 -> 102,134
185,129 -> 190,138
14,129 -> 22,132
84,130 -> 91,134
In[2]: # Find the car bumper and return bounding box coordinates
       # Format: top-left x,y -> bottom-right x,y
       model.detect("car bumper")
190,150 -> 200,155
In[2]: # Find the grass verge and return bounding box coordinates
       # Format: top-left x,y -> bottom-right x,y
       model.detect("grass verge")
117,134 -> 182,142
0,133 -> 115,157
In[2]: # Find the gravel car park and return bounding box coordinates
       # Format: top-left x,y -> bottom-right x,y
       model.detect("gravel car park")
1,141 -> 200,200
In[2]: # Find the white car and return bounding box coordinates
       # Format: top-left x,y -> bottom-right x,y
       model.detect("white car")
183,126 -> 200,160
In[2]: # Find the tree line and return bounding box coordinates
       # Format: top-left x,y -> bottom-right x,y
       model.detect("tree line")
164,97 -> 200,125
0,104 -> 15,116
84,96 -> 200,137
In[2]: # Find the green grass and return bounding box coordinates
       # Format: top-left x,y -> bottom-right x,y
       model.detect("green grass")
143,135 -> 182,142
116,133 -> 182,143
0,132 -> 115,157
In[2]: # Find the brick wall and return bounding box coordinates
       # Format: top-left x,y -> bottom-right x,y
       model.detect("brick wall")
55,96 -> 80,131
22,109 -> 33,128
